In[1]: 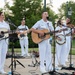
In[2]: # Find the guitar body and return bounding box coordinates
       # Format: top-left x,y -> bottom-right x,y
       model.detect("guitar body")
56,34 -> 66,45
0,28 -> 28,40
18,31 -> 27,40
31,29 -> 50,44
0,28 -> 9,40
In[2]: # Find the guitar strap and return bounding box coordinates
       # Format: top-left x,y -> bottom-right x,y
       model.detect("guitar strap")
63,29 -> 66,41
47,22 -> 53,44
65,27 -> 71,36
25,25 -> 27,30
18,25 -> 27,39
47,22 -> 51,32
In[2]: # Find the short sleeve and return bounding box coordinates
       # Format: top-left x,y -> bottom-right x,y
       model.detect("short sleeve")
8,24 -> 10,30
32,21 -> 40,29
26,26 -> 29,30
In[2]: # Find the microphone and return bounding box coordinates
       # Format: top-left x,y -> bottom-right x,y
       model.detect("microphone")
6,18 -> 17,28
54,22 -> 57,25
8,18 -> 12,22
6,17 -> 12,23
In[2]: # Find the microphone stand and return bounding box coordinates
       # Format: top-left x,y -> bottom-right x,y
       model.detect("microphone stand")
42,23 -> 62,75
48,23 -> 63,75
0,34 -> 20,75
6,18 -> 17,28
6,19 -> 25,75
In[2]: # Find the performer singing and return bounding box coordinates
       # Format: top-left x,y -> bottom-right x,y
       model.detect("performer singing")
55,19 -> 67,69
17,20 -> 29,57
29,11 -> 54,73
0,11 -> 10,74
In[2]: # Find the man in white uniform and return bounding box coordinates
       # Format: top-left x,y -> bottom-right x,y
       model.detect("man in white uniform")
17,20 -> 29,57
55,20 -> 67,69
0,12 -> 10,74
30,11 -> 54,73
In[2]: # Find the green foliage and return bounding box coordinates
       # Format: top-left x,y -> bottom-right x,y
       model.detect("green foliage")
4,0 -> 57,48
0,8 -> 3,11
8,0 -> 42,27
58,1 -> 75,25
46,7 -> 58,24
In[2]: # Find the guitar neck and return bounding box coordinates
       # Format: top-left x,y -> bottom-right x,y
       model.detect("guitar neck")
1,28 -> 27,34
0,30 -> 17,35
45,30 -> 59,35
45,28 -> 67,35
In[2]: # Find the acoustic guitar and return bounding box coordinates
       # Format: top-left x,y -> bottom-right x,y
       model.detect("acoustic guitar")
0,28 -> 27,40
31,28 -> 68,44
18,31 -> 27,40
0,28 -> 9,40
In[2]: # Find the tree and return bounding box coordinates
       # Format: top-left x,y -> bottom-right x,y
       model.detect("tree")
58,1 -> 75,24
6,0 -> 42,27
4,0 -> 57,48
0,8 -> 3,11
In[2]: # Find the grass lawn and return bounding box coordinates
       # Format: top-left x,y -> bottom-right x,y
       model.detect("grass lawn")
8,48 -> 39,53
8,39 -> 75,55
8,47 -> 75,55
7,39 -> 75,55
